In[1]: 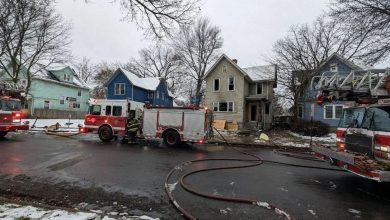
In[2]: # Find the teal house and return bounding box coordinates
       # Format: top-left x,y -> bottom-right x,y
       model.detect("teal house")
0,65 -> 90,118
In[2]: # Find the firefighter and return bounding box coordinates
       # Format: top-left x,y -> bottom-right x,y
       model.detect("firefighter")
127,110 -> 141,144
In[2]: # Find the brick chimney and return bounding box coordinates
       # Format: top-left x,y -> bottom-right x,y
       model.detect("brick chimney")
232,59 -> 238,64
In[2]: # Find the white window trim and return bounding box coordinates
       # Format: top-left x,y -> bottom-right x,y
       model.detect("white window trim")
212,101 -> 234,112
256,82 -> 263,95
228,76 -> 235,91
213,78 -> 220,92
323,105 -> 343,119
114,83 -> 125,95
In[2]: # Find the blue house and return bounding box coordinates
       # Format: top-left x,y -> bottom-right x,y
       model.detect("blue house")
105,68 -> 173,107
298,53 -> 362,127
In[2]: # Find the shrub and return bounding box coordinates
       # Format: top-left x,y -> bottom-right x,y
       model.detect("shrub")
291,119 -> 330,137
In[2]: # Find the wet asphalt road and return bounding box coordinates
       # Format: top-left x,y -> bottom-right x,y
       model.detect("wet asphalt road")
1,132 -> 390,219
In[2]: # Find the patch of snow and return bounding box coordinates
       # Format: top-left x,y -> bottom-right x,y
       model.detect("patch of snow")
22,119 -> 84,131
0,203 -> 159,220
288,131 -> 336,143
275,208 -> 291,220
229,181 -> 234,186
279,141 -> 310,148
308,209 -> 317,217
348,208 -> 361,215
219,208 -> 232,215
254,201 -> 271,210
167,181 -> 178,193
280,187 -> 288,192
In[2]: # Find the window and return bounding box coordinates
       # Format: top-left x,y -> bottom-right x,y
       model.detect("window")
213,102 -> 234,112
78,89 -> 82,96
213,102 -> 219,111
156,91 -> 160,99
44,101 -> 50,109
228,77 -> 235,91
60,96 -> 65,105
214,79 -> 220,91
256,83 -> 263,94
162,92 -> 165,100
324,105 -> 343,119
89,105 -> 101,115
222,65 -> 227,73
114,83 -> 125,95
105,105 -> 112,115
72,103 -> 80,108
338,107 -> 366,128
330,63 -> 338,72
297,104 -> 303,118
63,74 -> 70,81
113,106 -> 122,116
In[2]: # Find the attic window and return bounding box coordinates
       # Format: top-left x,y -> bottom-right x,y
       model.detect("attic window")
330,63 -> 337,72
222,65 -> 227,73
114,83 -> 125,95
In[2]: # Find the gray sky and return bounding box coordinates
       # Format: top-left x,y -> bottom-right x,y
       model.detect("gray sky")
56,0 -> 330,67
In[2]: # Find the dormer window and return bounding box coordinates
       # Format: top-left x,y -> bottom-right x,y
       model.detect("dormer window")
63,74 -> 70,81
330,63 -> 337,72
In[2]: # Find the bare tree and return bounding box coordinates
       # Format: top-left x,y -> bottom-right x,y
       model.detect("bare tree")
116,0 -> 200,38
123,43 -> 184,94
331,0 -> 390,64
172,17 -> 223,100
269,17 -> 372,116
0,0 -> 71,94
72,57 -> 95,85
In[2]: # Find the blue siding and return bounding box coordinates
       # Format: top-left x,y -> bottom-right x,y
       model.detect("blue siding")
299,56 -> 360,127
107,71 -> 133,100
106,69 -> 173,106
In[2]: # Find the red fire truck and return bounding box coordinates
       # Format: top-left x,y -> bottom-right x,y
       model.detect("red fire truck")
0,82 -> 29,138
311,69 -> 390,181
80,99 -> 213,147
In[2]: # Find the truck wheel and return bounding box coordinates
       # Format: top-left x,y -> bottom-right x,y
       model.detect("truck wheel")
98,125 -> 114,142
0,131 -> 7,138
163,130 -> 181,147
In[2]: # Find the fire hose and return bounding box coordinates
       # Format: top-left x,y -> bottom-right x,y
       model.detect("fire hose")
165,128 -> 347,219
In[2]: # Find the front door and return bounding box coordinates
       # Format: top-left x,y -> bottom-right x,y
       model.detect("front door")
250,104 -> 257,121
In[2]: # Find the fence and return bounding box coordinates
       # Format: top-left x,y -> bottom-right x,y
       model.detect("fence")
30,109 -> 87,119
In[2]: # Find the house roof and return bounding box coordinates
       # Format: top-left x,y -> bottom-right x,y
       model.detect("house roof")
242,65 -> 276,81
106,68 -> 173,97
203,54 -> 276,82
318,53 -> 363,72
31,64 -> 91,90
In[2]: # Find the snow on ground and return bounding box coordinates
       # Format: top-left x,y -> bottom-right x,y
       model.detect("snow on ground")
0,203 -> 159,220
22,119 -> 84,130
288,131 -> 336,143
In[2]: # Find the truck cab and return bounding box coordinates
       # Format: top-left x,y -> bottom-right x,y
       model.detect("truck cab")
0,96 -> 29,137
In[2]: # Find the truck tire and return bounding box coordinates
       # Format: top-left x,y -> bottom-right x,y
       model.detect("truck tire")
163,130 -> 181,147
98,125 -> 114,142
0,131 -> 7,138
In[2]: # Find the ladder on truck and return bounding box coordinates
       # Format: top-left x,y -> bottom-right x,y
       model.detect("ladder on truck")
311,69 -> 390,97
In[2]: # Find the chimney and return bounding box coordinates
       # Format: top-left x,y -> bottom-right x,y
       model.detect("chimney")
232,59 -> 238,64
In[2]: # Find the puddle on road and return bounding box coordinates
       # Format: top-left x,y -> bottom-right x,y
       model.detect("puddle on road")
47,154 -> 89,171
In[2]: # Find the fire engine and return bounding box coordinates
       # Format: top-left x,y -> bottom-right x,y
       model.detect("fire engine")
0,81 -> 29,138
80,99 -> 213,147
310,68 -> 390,181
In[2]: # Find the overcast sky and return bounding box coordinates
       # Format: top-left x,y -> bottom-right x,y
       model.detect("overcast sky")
56,0 -> 330,67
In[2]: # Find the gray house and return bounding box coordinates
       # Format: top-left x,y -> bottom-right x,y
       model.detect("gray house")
204,54 -> 277,129
298,53 -> 362,127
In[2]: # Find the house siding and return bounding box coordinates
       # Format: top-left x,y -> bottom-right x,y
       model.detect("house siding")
205,58 -> 246,123
106,69 -> 173,107
107,72 -> 133,100
30,79 -> 90,112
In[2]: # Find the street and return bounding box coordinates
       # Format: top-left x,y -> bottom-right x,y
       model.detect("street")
1,133 -> 390,219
